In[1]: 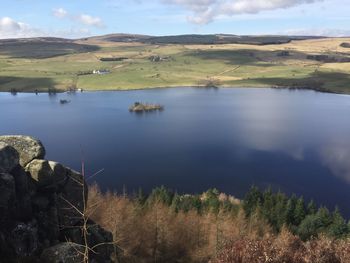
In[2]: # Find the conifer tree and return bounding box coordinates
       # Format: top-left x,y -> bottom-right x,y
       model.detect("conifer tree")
297,214 -> 322,240
307,199 -> 317,215
328,207 -> 349,238
294,196 -> 306,225
262,187 -> 274,220
274,191 -> 288,231
285,195 -> 297,225
243,186 -> 262,217
317,206 -> 332,229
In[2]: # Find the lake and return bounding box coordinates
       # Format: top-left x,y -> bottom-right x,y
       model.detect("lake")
1,87 -> 350,216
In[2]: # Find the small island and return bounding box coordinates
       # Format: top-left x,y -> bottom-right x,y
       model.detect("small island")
129,102 -> 164,112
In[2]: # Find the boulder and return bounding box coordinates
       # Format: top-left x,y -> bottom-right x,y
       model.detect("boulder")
25,159 -> 55,189
26,158 -> 86,226
25,160 -> 75,191
40,242 -> 84,263
49,161 -> 70,187
0,142 -> 19,173
0,135 -> 45,166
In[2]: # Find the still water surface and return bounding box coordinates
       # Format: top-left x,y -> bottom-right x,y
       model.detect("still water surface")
1,88 -> 350,215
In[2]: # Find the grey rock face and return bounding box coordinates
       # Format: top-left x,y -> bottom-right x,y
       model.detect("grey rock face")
87,223 -> 114,262
0,173 -> 16,226
56,167 -> 87,226
0,135 -> 45,166
0,142 -> 19,173
11,166 -> 32,221
10,222 -> 38,257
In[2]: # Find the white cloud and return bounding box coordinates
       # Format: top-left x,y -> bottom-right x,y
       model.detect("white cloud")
53,8 -> 68,19
162,0 -> 324,24
0,17 -> 43,39
52,8 -> 105,28
76,14 -> 105,28
0,17 -> 92,39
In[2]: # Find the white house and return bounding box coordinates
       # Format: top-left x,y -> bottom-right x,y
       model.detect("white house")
93,69 -> 110,75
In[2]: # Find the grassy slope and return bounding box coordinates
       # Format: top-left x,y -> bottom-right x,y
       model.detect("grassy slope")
0,38 -> 350,93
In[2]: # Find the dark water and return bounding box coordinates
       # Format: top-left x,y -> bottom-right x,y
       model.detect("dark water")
1,88 -> 350,215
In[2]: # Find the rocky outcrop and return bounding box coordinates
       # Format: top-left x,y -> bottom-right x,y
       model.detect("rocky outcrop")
0,135 -> 113,263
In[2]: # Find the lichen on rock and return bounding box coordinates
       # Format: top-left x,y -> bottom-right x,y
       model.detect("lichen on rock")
0,135 -> 45,166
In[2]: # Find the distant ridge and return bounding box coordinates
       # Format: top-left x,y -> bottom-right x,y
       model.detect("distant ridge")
82,33 -> 152,43
0,34 -> 326,46
82,33 -> 325,45
0,37 -> 73,45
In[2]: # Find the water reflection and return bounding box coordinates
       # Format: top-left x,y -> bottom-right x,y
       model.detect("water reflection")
226,89 -> 306,161
321,142 -> 350,184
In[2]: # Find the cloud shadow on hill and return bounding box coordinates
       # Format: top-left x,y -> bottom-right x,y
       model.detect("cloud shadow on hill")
0,41 -> 100,59
0,76 -> 58,92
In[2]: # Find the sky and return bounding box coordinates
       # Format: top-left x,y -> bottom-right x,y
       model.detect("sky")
0,0 -> 349,39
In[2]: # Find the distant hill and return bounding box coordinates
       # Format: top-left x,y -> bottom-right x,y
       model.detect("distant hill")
141,34 -> 324,45
81,33 -> 151,43
84,33 -> 325,45
0,34 -> 325,46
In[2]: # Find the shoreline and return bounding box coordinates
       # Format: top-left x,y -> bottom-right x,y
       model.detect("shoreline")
1,84 -> 349,96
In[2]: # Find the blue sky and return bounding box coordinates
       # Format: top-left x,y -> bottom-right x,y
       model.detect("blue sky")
0,0 -> 349,39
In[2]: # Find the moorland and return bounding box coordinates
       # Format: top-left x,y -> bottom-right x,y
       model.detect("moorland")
1,34 -> 350,94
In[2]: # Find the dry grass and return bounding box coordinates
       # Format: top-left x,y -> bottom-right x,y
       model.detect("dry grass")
214,230 -> 350,263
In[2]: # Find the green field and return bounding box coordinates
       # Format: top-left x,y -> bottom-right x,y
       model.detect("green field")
1,37 -> 350,94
